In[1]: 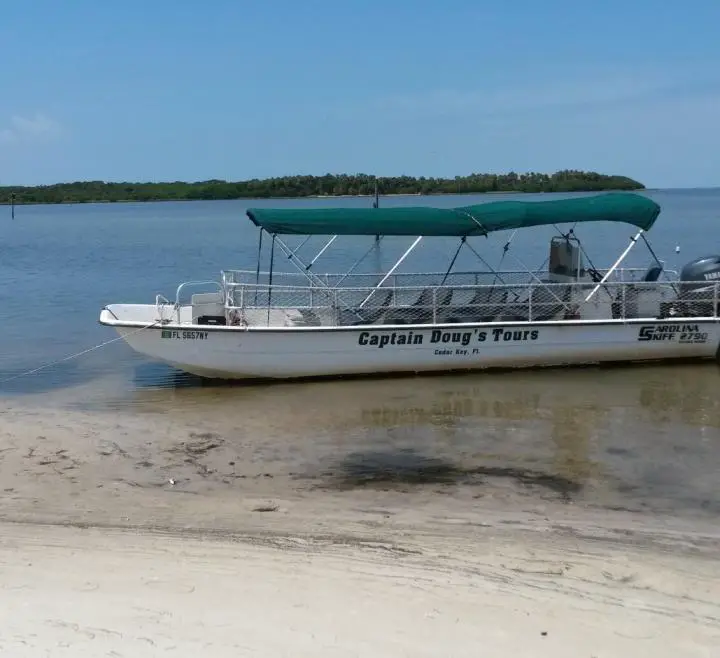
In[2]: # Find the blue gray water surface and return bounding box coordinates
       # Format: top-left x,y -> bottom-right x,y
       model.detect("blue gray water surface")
1,190 -> 720,518
2,188 -> 719,390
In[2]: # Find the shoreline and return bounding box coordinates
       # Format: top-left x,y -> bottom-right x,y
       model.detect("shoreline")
0,186 -> 710,208
0,187 -> 646,208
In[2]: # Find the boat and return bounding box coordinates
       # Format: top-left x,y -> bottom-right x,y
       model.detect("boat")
99,193 -> 720,380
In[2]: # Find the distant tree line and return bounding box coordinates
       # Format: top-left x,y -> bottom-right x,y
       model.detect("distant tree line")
0,170 -> 644,205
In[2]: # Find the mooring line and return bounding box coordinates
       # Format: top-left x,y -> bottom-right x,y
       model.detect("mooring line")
0,320 -> 160,386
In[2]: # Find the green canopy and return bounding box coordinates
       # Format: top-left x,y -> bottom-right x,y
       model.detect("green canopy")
246,193 -> 661,237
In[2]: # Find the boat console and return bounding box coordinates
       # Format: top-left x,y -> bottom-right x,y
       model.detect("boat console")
548,236 -> 584,283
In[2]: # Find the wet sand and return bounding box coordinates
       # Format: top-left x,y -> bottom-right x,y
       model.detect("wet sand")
1,363 -> 720,655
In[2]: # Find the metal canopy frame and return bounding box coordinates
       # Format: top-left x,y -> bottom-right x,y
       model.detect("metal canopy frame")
247,215 -> 671,323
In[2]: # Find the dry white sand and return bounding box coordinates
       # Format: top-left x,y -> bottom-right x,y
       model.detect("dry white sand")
1,520 -> 718,657
0,396 -> 718,656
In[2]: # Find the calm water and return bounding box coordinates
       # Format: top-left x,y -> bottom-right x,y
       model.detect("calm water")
1,189 -> 720,517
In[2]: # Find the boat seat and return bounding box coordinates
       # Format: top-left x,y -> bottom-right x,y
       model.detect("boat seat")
609,264 -> 665,318
296,308 -> 323,326
335,288 -> 394,326
384,286 -> 453,325
611,270 -> 670,319
502,282 -> 570,321
643,264 -> 664,282
441,287 -> 508,323
349,289 -> 394,326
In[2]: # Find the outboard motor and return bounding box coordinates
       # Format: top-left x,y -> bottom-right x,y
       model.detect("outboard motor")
679,255 -> 720,290
674,255 -> 720,316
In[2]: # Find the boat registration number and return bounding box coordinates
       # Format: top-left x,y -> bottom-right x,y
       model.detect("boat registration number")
161,330 -> 209,340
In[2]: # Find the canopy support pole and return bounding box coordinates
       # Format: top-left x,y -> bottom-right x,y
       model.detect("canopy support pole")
272,235 -> 366,320
490,230 -> 517,286
585,229 -> 643,302
640,232 -> 679,295
306,235 -> 337,270
266,234 -> 276,326
509,252 -> 551,287
359,236 -> 422,308
273,236 -> 334,289
254,228 -> 264,304
463,239 -> 513,287
286,235 -> 312,260
508,252 -> 571,308
334,236 -> 384,287
440,237 -> 465,286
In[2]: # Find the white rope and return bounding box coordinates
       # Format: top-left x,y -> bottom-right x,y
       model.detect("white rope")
0,320 -> 160,385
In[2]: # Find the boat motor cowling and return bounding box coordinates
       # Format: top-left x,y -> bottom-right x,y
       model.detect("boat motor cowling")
679,255 -> 720,293
666,255 -> 720,317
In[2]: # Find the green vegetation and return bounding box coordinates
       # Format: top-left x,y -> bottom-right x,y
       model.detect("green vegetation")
0,170 -> 644,205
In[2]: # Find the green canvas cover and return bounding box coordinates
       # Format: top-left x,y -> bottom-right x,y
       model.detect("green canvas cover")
245,193 -> 661,237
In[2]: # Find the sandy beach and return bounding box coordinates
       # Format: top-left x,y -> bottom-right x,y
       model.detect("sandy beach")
2,517 -> 719,658
0,392 -> 719,656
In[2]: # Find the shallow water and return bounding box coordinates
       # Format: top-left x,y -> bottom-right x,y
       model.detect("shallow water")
48,360 -> 715,518
1,190 -> 720,520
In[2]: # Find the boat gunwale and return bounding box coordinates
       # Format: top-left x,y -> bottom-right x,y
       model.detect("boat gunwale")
99,312 -> 720,333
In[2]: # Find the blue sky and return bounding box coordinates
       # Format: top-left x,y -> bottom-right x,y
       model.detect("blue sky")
0,0 -> 718,188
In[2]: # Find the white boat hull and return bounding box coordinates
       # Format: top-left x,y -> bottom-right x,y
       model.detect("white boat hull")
100,305 -> 720,380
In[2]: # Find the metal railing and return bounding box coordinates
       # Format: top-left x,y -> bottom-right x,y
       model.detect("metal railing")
219,279 -> 719,328
221,267 -> 678,290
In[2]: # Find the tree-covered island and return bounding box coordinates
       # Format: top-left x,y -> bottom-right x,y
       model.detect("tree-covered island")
0,170 -> 644,205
